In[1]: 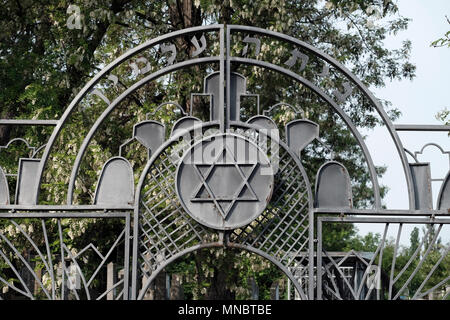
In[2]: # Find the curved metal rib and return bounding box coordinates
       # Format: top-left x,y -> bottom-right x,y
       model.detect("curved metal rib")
66,57 -> 219,204
33,25 -> 224,205
227,24 -> 414,210
230,57 -> 381,209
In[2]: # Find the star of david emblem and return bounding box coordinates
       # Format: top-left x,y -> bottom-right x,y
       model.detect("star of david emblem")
176,134 -> 274,230
190,144 -> 259,220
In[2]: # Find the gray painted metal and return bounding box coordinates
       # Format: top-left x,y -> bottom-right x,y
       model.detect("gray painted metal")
227,26 -> 420,210
205,72 -> 246,122
0,24 -> 448,300
316,215 -> 450,300
229,57 -> 382,209
15,158 -> 40,205
247,115 -> 278,131
66,56 -> 220,204
14,23 -> 419,214
0,211 -> 130,300
314,161 -> 352,209
24,24 -> 385,211
394,124 -> 450,131
413,143 -> 450,179
0,166 -> 9,205
437,171 -> 450,210
133,120 -> 165,156
285,119 -> 320,157
228,73 -> 246,122
409,162 -> 433,210
175,133 -> 274,230
170,116 -> 202,137
314,208 -> 448,215
0,119 -> 58,126
204,72 -> 221,122
0,138 -> 36,158
94,157 -> 134,206
132,121 -> 313,299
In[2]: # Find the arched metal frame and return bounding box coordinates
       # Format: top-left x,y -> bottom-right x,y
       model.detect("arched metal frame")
1,24 -> 448,301
132,122 -> 314,299
135,243 -> 308,300
226,25 -> 414,210
33,24 -> 423,299
31,24 -> 413,210
33,24 -> 225,205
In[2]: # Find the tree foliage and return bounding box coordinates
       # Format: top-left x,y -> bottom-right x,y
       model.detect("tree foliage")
431,15 -> 450,48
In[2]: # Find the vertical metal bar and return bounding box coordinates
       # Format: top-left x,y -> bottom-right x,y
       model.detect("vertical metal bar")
308,207 -> 315,300
57,219 -> 66,300
62,242 -> 89,300
355,224 -> 388,299
225,26 -> 231,131
375,223 -> 388,300
123,212 -> 130,300
220,26 -> 225,132
316,218 -> 322,300
131,205 -> 140,300
388,223 -> 402,300
6,221 -> 52,298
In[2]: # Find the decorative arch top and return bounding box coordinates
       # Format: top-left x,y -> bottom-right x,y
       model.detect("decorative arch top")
24,24 -> 415,211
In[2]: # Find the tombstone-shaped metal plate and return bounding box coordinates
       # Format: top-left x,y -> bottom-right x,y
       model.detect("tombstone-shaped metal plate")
205,72 -> 246,122
314,161 -> 352,209
286,119 -> 320,156
16,158 -> 40,205
0,166 -> 9,205
94,157 -> 134,206
247,115 -> 278,131
409,163 -> 433,210
133,120 -> 165,155
170,116 -> 202,138
437,171 -> 449,210
176,134 -> 274,230
204,72 -> 220,121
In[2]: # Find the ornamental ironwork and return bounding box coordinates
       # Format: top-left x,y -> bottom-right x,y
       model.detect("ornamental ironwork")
0,25 -> 448,300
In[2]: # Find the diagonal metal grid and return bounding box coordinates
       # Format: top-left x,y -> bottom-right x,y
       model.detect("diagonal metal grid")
137,126 -> 312,296
229,127 -> 311,270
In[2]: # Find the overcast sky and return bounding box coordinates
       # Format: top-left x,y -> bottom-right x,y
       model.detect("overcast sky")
356,0 -> 450,245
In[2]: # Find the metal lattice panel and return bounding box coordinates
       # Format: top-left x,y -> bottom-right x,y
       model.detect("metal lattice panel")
0,24 -> 448,300
135,124 -> 313,299
229,129 -> 311,269
136,129 -> 220,285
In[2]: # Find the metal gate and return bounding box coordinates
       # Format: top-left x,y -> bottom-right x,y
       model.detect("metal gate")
0,25 -> 448,300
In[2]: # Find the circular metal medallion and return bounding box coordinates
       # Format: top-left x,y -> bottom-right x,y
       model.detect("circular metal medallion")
176,133 -> 274,230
